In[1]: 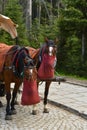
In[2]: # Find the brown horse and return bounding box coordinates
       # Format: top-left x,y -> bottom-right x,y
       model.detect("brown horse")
27,38 -> 58,114
0,43 -> 37,120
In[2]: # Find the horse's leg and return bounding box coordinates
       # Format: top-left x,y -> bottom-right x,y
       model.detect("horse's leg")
11,82 -> 21,114
14,94 -> 19,105
32,81 -> 39,115
11,90 -> 17,114
43,81 -> 51,113
5,83 -> 12,120
0,82 -> 5,107
32,104 -> 38,115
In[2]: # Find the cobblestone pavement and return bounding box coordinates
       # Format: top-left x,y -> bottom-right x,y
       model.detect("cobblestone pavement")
0,95 -> 87,130
0,80 -> 87,130
39,82 -> 87,119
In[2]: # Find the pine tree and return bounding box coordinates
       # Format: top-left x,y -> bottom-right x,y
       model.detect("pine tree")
57,0 -> 87,77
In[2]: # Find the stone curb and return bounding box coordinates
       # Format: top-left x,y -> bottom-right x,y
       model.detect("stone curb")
65,81 -> 87,87
47,99 -> 87,120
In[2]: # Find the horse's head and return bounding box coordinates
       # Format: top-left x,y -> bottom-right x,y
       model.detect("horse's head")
43,37 -> 58,56
37,38 -> 58,71
24,56 -> 37,81
24,65 -> 37,81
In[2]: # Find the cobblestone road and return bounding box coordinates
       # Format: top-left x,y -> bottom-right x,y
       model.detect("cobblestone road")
0,95 -> 87,130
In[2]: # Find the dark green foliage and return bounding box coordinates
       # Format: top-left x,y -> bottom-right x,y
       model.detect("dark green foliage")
28,18 -> 59,48
57,0 -> 87,77
0,0 -> 87,78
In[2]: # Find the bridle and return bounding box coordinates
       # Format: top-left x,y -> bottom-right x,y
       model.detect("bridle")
20,50 -> 37,80
42,40 -> 57,57
24,65 -> 37,80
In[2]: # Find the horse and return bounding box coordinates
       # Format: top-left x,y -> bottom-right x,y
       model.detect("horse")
0,43 -> 37,120
27,38 -> 58,114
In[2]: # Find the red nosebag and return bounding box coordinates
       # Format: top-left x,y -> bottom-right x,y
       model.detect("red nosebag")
21,79 -> 40,105
38,54 -> 56,79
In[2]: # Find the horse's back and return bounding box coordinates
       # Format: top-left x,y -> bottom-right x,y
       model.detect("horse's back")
0,43 -> 13,72
0,43 -> 13,54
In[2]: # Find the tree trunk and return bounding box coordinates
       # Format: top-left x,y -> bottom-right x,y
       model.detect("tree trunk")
26,0 -> 32,31
81,32 -> 85,63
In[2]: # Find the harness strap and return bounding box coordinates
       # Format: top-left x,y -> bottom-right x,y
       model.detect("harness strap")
15,50 -> 24,68
12,46 -> 21,67
12,50 -> 19,64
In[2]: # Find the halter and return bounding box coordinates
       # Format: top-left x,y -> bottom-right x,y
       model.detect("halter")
37,40 -> 57,79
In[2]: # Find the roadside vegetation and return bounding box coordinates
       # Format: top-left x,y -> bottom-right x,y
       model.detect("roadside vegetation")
0,0 -> 87,79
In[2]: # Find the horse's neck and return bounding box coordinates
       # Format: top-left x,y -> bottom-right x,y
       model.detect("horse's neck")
38,44 -> 46,61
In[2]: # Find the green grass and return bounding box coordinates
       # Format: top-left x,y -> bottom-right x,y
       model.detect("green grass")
55,70 -> 87,81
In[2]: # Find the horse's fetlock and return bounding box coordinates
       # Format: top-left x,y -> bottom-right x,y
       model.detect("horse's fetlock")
6,108 -> 12,115
44,100 -> 47,105
43,108 -> 49,113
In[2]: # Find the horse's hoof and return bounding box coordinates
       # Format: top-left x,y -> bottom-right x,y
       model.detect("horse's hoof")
11,109 -> 17,115
43,108 -> 49,113
5,115 -> 12,120
0,101 -> 3,107
32,110 -> 38,115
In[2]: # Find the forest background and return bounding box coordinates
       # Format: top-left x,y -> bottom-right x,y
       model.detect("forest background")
0,0 -> 87,78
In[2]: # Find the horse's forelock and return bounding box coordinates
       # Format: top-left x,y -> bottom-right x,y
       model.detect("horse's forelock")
20,47 -> 30,57
46,40 -> 55,47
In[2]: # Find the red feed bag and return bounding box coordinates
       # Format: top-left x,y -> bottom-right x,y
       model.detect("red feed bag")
21,79 -> 40,105
38,54 -> 56,79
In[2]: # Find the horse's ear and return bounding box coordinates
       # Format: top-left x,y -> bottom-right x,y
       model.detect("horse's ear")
45,37 -> 49,43
54,38 -> 59,44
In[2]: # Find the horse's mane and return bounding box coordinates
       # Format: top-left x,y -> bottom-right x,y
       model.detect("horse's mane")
12,47 -> 30,78
36,43 -> 46,68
